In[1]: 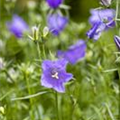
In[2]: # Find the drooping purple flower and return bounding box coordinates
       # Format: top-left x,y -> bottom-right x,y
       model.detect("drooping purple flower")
47,13 -> 68,36
87,9 -> 115,41
6,15 -> 29,38
46,0 -> 63,9
114,35 -> 120,50
89,9 -> 115,29
86,22 -> 105,40
41,59 -> 73,93
57,40 -> 86,64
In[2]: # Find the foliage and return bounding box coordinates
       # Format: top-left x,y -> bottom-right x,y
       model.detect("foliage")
0,0 -> 119,120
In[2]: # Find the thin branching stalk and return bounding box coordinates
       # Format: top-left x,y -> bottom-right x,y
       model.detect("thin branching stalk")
36,42 -> 41,60
55,92 -> 60,120
24,73 -> 35,120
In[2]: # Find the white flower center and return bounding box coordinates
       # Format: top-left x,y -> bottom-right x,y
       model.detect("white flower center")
52,72 -> 59,79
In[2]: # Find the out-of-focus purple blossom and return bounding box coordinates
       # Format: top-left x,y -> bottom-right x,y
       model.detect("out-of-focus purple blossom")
41,59 -> 73,93
114,35 -> 120,50
89,9 -> 115,29
57,40 -> 86,64
47,13 -> 68,36
7,15 -> 29,38
46,0 -> 63,9
86,22 -> 105,40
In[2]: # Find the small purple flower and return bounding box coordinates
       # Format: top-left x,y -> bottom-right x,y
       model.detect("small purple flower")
41,59 -> 73,93
86,22 -> 105,40
114,35 -> 120,50
46,0 -> 63,9
7,15 -> 29,38
57,40 -> 86,64
89,9 -> 115,29
47,13 -> 68,36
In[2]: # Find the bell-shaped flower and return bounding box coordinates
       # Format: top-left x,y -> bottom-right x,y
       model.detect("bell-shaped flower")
89,9 -> 115,29
47,13 -> 68,36
41,59 -> 73,93
57,40 -> 86,64
86,22 -> 105,40
6,15 -> 29,38
46,0 -> 63,9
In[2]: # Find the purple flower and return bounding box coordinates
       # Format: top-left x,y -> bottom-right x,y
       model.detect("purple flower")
46,0 -> 63,9
41,59 -> 73,93
57,40 -> 86,64
86,22 -> 105,40
47,13 -> 68,36
89,9 -> 115,29
7,15 -> 29,38
87,9 -> 115,40
114,35 -> 120,50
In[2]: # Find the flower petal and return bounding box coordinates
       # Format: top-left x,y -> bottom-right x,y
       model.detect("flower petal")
53,83 -> 65,93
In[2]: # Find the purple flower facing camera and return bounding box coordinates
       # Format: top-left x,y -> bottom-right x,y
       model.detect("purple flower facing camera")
46,0 -> 63,9
114,35 -> 120,50
7,15 -> 29,38
41,59 -> 73,93
57,40 -> 86,64
47,13 -> 68,36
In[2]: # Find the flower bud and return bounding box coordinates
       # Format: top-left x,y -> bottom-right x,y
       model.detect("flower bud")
32,26 -> 39,41
114,35 -> 120,50
43,26 -> 49,38
99,0 -> 112,7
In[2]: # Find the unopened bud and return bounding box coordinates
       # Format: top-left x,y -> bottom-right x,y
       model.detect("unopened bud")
43,26 -> 49,38
99,0 -> 112,7
32,26 -> 39,41
0,106 -> 4,114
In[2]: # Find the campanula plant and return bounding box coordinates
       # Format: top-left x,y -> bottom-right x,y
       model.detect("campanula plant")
46,0 -> 63,9
41,59 -> 73,93
0,0 -> 119,120
86,22 -> 105,40
57,40 -> 86,64
87,8 -> 115,40
47,13 -> 68,36
6,15 -> 29,38
89,9 -> 115,29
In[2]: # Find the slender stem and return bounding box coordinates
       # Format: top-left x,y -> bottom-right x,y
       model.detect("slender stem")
115,0 -> 119,27
55,92 -> 60,120
36,41 -> 43,119
36,42 -> 41,60
25,73 -> 34,120
104,103 -> 116,120
42,44 -> 46,59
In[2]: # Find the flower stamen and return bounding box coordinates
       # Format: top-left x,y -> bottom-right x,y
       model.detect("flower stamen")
52,72 -> 59,79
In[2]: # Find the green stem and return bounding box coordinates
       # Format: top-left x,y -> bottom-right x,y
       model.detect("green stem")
104,103 -> 115,120
42,44 -> 46,59
25,73 -> 34,120
36,42 -> 41,60
55,92 -> 60,120
115,0 -> 119,27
